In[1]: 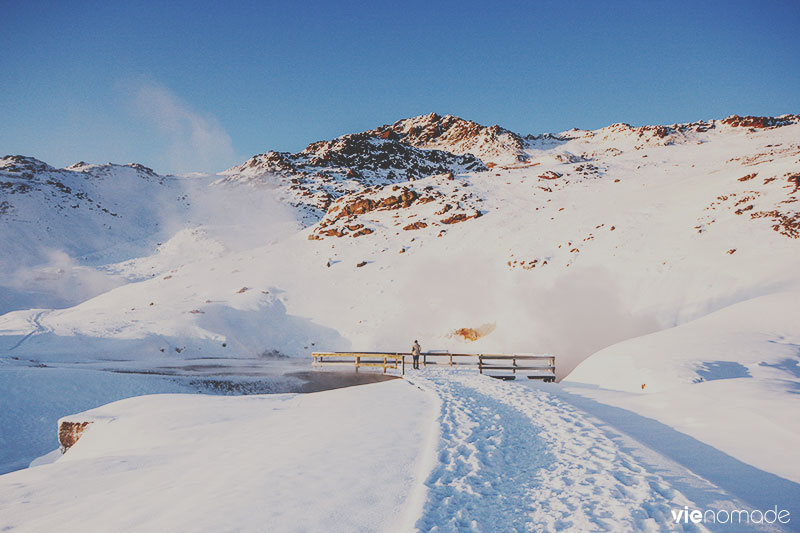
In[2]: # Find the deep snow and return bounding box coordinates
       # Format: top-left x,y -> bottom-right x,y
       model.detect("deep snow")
1,113 -> 799,530
0,379 -> 436,532
2,369 -> 797,532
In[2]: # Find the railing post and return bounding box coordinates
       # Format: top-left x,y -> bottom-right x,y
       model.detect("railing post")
449,353 -> 453,367
401,353 -> 405,376
479,355 -> 483,374
355,356 -> 359,373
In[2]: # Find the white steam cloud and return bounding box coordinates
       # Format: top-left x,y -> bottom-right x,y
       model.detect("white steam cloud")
0,249 -> 126,314
130,81 -> 237,174
378,257 -> 661,381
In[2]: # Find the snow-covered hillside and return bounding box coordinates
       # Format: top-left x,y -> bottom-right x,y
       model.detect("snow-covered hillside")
3,369 -> 798,531
2,112 -> 799,490
0,156 -> 297,314
3,112 -> 797,368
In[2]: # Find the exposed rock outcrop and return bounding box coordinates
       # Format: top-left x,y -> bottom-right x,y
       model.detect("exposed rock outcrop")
58,420 -> 92,452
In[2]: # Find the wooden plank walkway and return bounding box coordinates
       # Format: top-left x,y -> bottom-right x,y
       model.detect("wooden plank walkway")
312,352 -> 556,381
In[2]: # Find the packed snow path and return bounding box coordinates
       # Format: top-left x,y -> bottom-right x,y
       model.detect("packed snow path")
410,369 -> 719,532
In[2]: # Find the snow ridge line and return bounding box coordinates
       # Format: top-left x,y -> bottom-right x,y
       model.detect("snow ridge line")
395,379 -> 443,532
408,369 -> 703,532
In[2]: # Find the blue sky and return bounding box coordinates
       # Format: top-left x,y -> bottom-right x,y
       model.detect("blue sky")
2,0 -> 798,174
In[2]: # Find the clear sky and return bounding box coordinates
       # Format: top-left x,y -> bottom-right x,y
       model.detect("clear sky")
2,0 -> 799,174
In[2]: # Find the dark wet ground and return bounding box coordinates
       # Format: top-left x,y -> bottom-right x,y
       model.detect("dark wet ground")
287,370 -> 398,393
3,355 -> 401,396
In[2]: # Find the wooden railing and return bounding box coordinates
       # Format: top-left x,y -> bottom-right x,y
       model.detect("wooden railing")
477,354 -> 555,382
312,352 -> 556,381
312,352 -> 405,375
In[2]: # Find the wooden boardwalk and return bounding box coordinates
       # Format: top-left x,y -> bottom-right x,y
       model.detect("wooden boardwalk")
312,351 -> 556,381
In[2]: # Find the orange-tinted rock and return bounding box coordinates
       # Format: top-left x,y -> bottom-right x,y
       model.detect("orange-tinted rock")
435,204 -> 452,215
788,173 -> 800,193
59,421 -> 92,452
722,115 -> 783,129
377,189 -> 419,209
403,221 -> 428,230
352,228 -> 374,237
440,211 -> 481,224
538,171 -> 562,180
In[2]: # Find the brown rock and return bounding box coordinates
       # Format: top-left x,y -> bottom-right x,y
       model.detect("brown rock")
59,421 -> 92,452
440,211 -> 482,224
538,171 -> 562,180
403,221 -> 428,230
435,204 -> 452,215
788,173 -> 800,193
352,228 -> 374,237
377,189 -> 419,210
721,115 -> 783,129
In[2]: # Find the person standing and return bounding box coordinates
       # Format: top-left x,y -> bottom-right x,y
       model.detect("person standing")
411,340 -> 421,369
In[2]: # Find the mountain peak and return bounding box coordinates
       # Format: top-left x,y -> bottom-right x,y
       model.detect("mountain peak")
367,113 -> 528,164
1,155 -> 55,174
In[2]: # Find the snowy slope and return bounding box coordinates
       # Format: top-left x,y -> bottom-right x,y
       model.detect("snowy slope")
0,156 -> 181,267
0,157 -> 190,314
367,112 -> 529,164
217,131 -> 486,223
3,114 -> 797,367
563,290 -> 800,483
1,112 -> 799,491
3,369 -> 797,532
0,157 -> 297,314
0,380 -> 437,532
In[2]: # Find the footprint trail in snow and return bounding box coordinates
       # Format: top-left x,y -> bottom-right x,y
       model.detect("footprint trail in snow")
410,369 -> 706,532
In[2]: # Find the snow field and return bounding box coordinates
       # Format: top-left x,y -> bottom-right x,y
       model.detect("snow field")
0,380 -> 437,532
410,369 -> 715,532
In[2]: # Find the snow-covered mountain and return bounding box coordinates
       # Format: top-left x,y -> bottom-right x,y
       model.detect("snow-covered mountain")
218,127 -> 486,222
2,111 -> 800,488
0,156 -> 180,268
2,112 -> 798,371
0,156 -> 294,314
366,112 -> 529,164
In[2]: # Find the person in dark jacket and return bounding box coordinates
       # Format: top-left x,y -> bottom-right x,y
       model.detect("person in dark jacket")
411,340 -> 421,369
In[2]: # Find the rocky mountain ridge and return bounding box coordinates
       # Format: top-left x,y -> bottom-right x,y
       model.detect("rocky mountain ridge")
0,155 -> 184,269
1,110 -> 799,378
